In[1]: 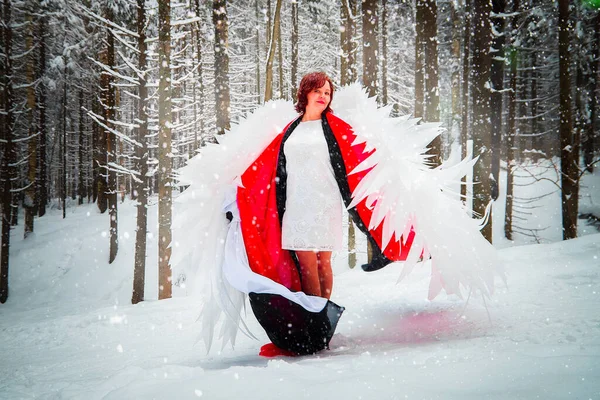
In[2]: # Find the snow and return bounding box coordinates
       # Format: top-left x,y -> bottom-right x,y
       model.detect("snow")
1,166 -> 599,399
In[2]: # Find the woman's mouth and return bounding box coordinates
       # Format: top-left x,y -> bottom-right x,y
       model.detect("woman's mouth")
316,100 -> 325,104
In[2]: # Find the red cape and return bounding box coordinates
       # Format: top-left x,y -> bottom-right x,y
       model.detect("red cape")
237,112 -> 415,291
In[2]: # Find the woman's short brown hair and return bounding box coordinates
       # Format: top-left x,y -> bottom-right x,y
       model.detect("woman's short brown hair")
295,72 -> 335,114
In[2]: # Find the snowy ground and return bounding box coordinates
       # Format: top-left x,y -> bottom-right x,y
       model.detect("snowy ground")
1,163 -> 599,399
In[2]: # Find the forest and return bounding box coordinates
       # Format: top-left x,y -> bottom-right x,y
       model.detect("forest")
1,0 -> 599,305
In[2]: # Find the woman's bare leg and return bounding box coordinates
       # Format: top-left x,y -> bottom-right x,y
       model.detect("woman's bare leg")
296,251 -> 321,297
317,251 -> 333,299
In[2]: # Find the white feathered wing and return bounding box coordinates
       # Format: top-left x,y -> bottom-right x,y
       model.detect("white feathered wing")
335,83 -> 503,300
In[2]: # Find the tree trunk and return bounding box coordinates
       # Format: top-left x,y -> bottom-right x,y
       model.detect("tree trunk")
1,0 -> 14,303
158,0 -> 173,299
62,63 -> 67,220
340,0 -> 358,87
471,0 -> 493,243
530,51 -> 538,158
78,89 -> 86,205
213,0 -> 230,135
381,0 -> 388,105
585,12 -> 599,172
348,0 -> 358,84
277,3 -> 284,100
518,49 -> 529,158
105,6 -> 118,263
362,0 -> 378,261
264,0 -> 282,103
460,0 -> 471,202
340,0 -> 349,86
414,0 -> 425,118
96,47 -> 108,214
38,11 -> 47,217
193,0 -> 204,150
266,0 -> 271,46
505,0 -> 519,241
559,0 -> 578,239
24,8 -> 37,238
341,0 -> 356,269
291,0 -> 298,102
422,0 -> 440,166
133,0 -> 149,305
450,1 -> 460,141
362,0 -> 378,99
490,0 -> 505,201
559,0 -> 578,240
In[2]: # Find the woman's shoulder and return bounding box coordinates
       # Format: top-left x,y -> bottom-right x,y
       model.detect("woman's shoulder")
325,112 -> 352,130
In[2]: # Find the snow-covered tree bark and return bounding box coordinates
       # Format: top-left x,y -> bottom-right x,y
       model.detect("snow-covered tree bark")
132,0 -> 149,305
414,0 -> 425,118
192,0 -> 205,150
0,0 -> 14,303
213,0 -> 230,135
586,12 -> 600,172
105,5 -> 118,263
158,0 -> 173,299
489,0 -> 506,201
504,0 -> 519,241
558,0 -> 578,240
471,0 -> 493,242
37,9 -> 47,217
381,0 -> 388,105
362,0 -> 378,99
264,0 -> 282,102
340,0 -> 357,269
362,0 -> 378,262
291,0 -> 298,102
24,4 -> 37,238
421,0 -> 440,166
450,1 -> 460,141
340,0 -> 358,87
460,0 -> 470,202
78,89 -> 86,205
61,62 -> 67,220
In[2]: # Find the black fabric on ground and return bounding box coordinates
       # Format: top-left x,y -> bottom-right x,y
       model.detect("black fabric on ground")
249,292 -> 345,355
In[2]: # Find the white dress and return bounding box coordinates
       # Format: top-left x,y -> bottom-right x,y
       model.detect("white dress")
281,119 -> 343,251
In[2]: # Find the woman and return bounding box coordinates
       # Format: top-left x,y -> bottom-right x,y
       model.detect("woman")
280,72 -> 340,300
236,72 -> 413,355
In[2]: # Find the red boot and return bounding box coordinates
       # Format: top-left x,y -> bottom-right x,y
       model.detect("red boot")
259,343 -> 297,357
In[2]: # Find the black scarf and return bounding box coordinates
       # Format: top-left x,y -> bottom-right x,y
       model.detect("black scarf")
274,113 -> 391,275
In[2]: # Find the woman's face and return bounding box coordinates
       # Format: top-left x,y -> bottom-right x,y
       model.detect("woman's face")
305,81 -> 331,115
